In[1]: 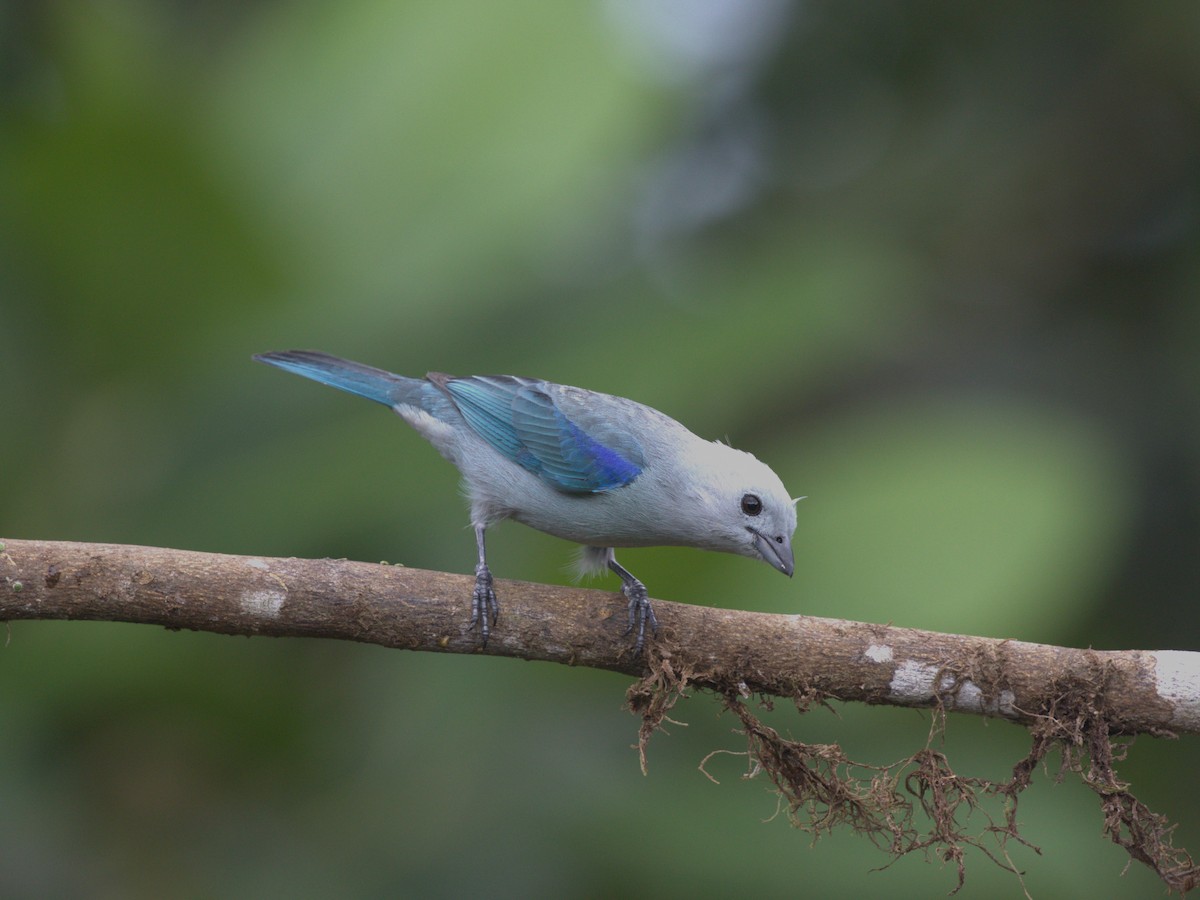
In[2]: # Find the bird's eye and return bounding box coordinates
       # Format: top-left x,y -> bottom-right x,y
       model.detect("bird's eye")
741,494 -> 763,516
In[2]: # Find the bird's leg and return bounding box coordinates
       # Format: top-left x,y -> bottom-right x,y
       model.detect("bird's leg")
606,552 -> 659,656
470,524 -> 498,645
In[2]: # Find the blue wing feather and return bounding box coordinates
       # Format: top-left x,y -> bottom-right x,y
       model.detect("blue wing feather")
445,377 -> 642,493
444,377 -> 524,459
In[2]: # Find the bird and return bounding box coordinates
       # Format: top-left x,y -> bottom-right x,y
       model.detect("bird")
253,350 -> 798,654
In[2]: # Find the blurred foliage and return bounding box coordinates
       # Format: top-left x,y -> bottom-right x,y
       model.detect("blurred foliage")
1,1 -> 1198,896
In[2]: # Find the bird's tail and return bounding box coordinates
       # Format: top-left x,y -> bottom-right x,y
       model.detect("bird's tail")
253,350 -> 420,408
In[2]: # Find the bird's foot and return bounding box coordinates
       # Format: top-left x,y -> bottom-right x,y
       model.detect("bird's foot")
621,579 -> 659,656
470,564 -> 499,646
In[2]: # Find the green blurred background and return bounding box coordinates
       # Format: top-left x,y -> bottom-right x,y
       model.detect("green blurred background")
2,1 -> 1198,896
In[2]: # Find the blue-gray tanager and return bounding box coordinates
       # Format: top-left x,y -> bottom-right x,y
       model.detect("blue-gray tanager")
254,350 -> 798,653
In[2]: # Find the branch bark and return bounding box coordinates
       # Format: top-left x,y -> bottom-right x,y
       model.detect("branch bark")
2,538 -> 1197,737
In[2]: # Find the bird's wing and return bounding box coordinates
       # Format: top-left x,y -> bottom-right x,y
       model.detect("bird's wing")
441,376 -> 644,493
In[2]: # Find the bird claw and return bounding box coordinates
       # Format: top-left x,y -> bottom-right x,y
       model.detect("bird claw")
620,579 -> 659,656
470,565 -> 499,646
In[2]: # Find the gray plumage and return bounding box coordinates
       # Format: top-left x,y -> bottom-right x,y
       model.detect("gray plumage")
254,350 -> 798,653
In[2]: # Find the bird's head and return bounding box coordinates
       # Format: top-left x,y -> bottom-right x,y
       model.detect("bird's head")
679,441 -> 798,576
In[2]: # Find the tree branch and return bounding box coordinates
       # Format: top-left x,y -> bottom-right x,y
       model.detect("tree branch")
5,537 -> 1200,891
1,538 -> 1196,737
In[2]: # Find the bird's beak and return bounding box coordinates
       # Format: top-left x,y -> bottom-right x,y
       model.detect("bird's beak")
749,528 -> 795,577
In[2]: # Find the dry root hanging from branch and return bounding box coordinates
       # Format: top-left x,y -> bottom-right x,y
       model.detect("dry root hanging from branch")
629,648 -> 1200,895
